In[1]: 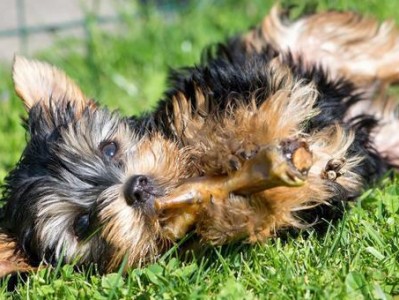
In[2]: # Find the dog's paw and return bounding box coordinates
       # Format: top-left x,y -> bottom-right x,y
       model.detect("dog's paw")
322,158 -> 346,181
280,138 -> 313,177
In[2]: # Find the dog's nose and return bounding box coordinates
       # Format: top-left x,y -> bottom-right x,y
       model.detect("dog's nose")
124,175 -> 153,206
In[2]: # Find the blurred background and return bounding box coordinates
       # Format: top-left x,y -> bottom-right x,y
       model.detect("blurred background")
0,0 -> 120,61
0,0 -> 188,60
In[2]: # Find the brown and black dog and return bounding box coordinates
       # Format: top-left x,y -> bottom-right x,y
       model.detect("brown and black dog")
1,6 -> 398,277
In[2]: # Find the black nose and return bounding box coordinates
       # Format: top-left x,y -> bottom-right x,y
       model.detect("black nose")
124,175 -> 153,206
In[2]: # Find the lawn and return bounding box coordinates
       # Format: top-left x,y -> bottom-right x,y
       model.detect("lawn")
0,0 -> 398,298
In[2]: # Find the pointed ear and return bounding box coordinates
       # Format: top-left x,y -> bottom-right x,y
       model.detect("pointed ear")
0,232 -> 37,278
12,55 -> 89,112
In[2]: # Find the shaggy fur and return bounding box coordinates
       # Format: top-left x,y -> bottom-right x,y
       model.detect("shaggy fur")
1,5 -> 399,277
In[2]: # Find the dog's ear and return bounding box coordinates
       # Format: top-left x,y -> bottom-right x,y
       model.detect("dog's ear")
12,55 -> 89,113
0,231 -> 36,278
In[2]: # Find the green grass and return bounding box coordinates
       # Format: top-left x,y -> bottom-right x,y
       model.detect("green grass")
0,0 -> 399,298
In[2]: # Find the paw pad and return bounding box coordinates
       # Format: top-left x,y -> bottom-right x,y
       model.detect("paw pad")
322,158 -> 346,181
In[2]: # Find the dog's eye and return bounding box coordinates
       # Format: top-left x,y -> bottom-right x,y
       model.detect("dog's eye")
73,214 -> 90,239
101,142 -> 118,158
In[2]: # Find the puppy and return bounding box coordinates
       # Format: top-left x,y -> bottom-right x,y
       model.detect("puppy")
1,6 -> 399,277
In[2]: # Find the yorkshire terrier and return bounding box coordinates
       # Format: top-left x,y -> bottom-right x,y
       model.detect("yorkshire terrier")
1,5 -> 399,277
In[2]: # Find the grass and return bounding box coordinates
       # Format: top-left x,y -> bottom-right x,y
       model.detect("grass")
0,0 -> 399,298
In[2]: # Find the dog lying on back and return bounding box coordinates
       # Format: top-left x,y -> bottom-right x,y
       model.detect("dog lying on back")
1,6 -> 399,277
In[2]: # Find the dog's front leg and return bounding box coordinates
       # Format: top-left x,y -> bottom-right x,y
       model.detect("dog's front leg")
155,139 -> 312,240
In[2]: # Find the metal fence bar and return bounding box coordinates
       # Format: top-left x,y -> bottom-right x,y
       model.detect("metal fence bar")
1,0 -> 121,57
16,0 -> 28,53
0,0 -> 185,58
0,15 -> 120,38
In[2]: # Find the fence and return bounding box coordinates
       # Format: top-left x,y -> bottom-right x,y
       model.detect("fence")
0,0 -> 121,61
0,0 -> 187,61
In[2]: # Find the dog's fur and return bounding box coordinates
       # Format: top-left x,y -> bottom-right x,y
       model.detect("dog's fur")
1,6 -> 399,277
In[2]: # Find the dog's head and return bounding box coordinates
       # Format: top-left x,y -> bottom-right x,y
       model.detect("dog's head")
0,57 -> 193,275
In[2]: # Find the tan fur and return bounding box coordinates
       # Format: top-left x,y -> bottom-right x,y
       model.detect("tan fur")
194,121 -> 363,245
161,59 -> 363,245
13,55 -> 89,112
197,126 -> 362,244
169,59 -> 318,175
0,232 -> 35,277
243,5 -> 399,85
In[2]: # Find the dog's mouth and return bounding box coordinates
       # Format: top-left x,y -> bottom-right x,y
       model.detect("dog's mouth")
154,138 -> 313,240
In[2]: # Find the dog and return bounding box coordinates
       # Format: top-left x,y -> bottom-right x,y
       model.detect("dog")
0,5 -> 399,277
